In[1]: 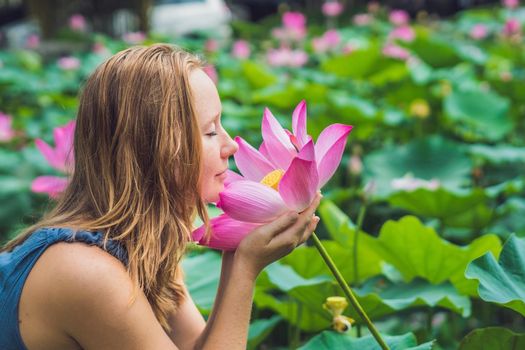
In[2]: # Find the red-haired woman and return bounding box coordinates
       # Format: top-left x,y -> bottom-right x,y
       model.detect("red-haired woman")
0,44 -> 320,349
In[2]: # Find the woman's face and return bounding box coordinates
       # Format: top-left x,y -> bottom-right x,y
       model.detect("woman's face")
190,68 -> 238,203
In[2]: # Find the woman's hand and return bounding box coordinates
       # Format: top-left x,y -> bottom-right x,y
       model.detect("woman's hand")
233,192 -> 322,280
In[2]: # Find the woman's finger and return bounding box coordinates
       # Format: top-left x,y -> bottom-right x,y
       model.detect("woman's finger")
300,216 -> 319,244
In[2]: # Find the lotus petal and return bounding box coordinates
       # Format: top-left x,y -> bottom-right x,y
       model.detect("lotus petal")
31,176 -> 69,198
225,170 -> 244,186
261,108 -> 296,170
297,139 -> 315,161
292,100 -> 309,148
234,136 -> 275,181
315,124 -> 353,187
259,141 -> 271,162
35,139 -> 66,172
218,180 -> 288,223
193,214 -> 261,251
279,157 -> 319,212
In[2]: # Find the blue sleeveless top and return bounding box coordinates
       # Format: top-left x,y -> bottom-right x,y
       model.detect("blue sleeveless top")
0,227 -> 128,350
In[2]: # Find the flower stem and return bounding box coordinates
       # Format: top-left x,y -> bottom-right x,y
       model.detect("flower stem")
310,232 -> 390,350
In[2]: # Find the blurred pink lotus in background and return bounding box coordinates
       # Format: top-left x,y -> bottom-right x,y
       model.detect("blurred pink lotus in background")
273,11 -> 307,42
470,24 -> 489,39
383,44 -> 411,60
267,47 -> 308,67
205,39 -> 219,53
389,9 -> 410,26
193,101 -> 353,250
0,112 -> 15,142
391,174 -> 440,191
283,11 -> 306,31
122,31 -> 146,44
32,121 -> 75,198
69,14 -> 87,31
203,65 -> 219,85
502,0 -> 519,9
57,57 -> 80,70
503,18 -> 521,36
353,13 -> 373,26
25,34 -> 40,49
388,26 -> 415,42
312,30 -> 341,53
322,1 -> 344,17
232,40 -> 250,59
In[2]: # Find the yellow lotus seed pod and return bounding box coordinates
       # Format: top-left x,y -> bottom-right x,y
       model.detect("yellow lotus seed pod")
409,99 -> 430,119
333,315 -> 355,333
260,169 -> 285,190
323,296 -> 349,317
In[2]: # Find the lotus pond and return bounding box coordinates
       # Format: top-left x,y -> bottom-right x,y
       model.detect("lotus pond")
0,1 -> 524,349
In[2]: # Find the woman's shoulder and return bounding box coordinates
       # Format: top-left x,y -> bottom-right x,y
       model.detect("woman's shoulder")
19,241 -> 152,349
24,240 -> 132,308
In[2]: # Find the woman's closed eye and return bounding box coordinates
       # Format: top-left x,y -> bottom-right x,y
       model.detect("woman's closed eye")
206,131 -> 218,137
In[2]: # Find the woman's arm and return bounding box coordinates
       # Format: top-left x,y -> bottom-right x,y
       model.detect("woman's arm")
195,193 -> 322,350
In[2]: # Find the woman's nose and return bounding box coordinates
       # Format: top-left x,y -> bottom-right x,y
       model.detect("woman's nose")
222,133 -> 239,158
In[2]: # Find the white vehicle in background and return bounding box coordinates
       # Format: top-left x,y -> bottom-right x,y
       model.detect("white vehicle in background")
150,0 -> 232,37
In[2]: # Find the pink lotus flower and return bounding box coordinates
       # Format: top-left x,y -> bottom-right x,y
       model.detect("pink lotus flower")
503,18 -> 521,36
205,39 -> 219,53
274,12 -> 307,42
283,11 -> 306,31
388,26 -> 415,42
383,44 -> 411,60
502,0 -> 519,9
92,42 -> 111,57
391,174 -> 440,191
25,34 -> 40,49
122,31 -> 146,44
193,101 -> 353,250
470,24 -> 489,40
57,56 -> 80,70
0,112 -> 15,142
322,1 -> 344,17
342,43 -> 355,55
312,30 -> 341,53
389,9 -> 410,27
267,47 -> 308,67
69,14 -> 87,31
32,121 -> 75,198
353,13 -> 372,26
232,40 -> 250,59
203,65 -> 219,85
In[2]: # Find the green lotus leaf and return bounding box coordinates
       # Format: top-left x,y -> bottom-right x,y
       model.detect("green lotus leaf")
299,331 -> 434,350
248,315 -> 282,350
444,88 -> 512,141
287,200 -> 383,283
459,327 -> 525,350
240,60 -> 278,89
406,29 -> 461,68
181,250 -> 221,314
465,235 -> 525,316
356,278 -> 471,317
388,188 -> 487,220
376,216 -> 501,295
256,263 -> 470,331
320,45 -> 380,79
363,136 -> 472,197
468,144 -> 525,164
329,92 -> 378,123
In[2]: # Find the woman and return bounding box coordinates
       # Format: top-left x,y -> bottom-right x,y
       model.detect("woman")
0,44 -> 321,349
